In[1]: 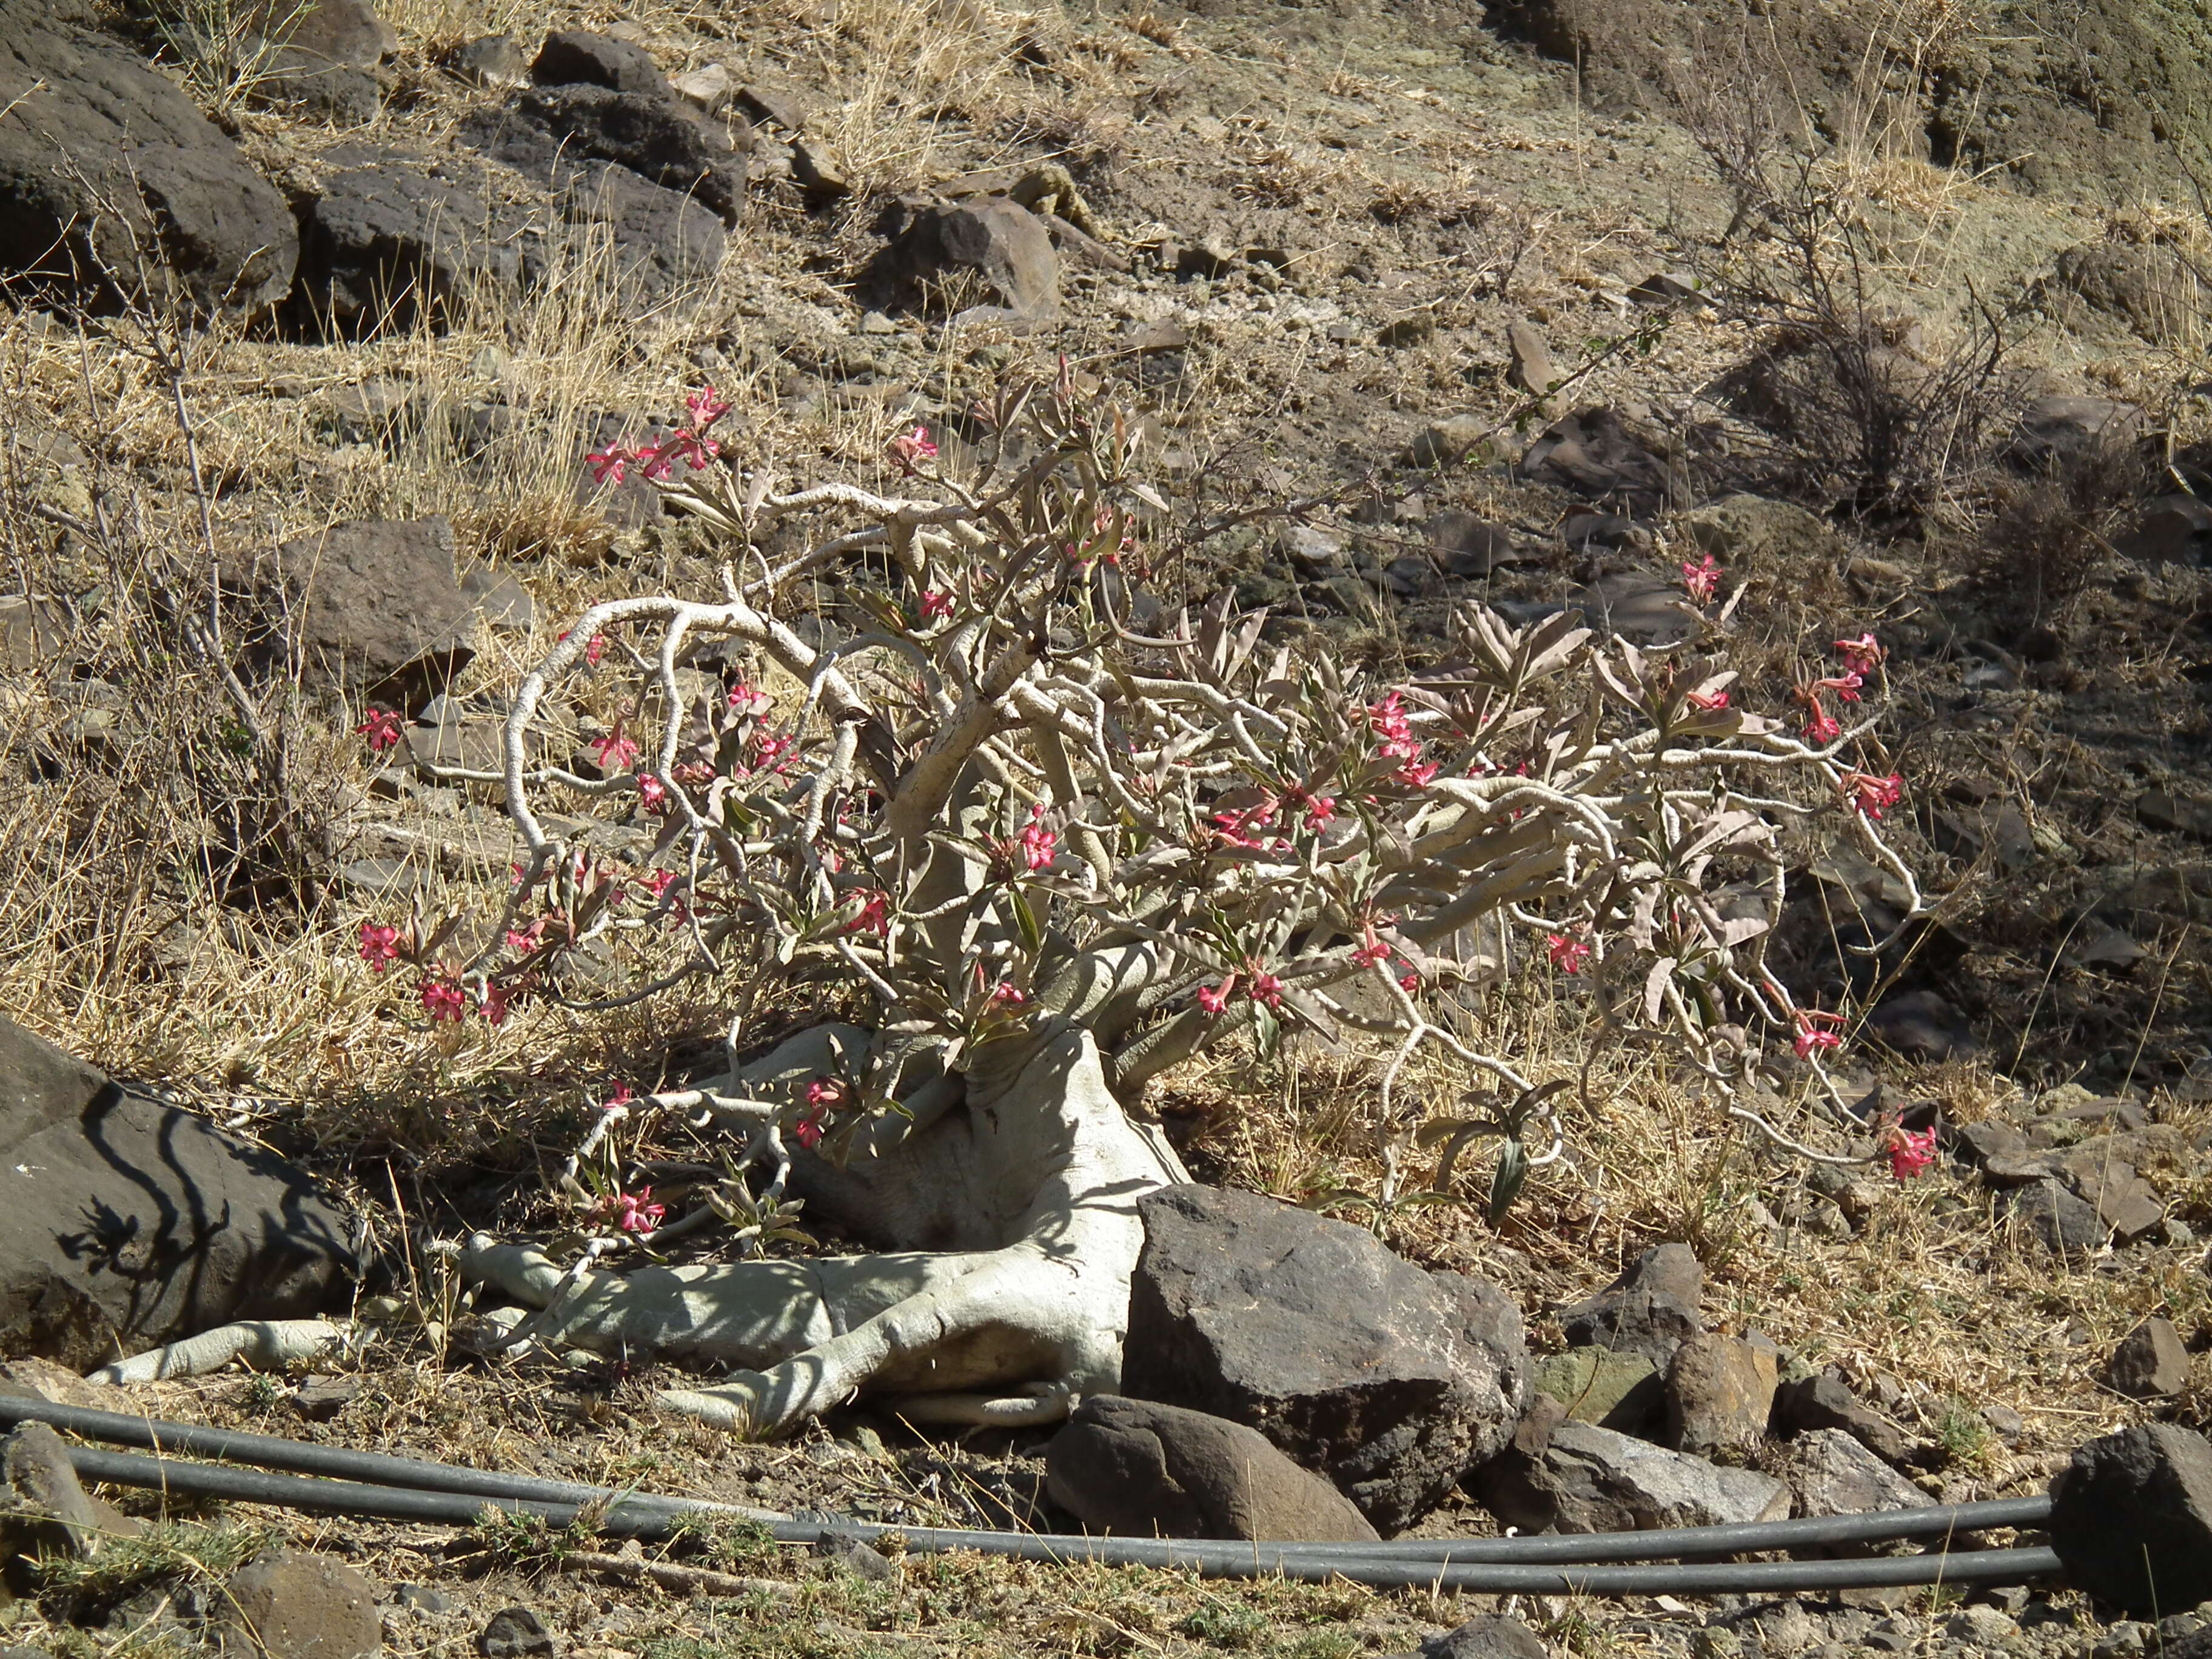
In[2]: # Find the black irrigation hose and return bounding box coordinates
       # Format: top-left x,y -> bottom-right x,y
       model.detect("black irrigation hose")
7,1396 -> 2064,1594
0,1396 -> 2053,1564
62,1447 -> 2063,1597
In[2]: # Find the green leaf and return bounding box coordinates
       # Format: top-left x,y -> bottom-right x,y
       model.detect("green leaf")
1486,1138 -> 1530,1227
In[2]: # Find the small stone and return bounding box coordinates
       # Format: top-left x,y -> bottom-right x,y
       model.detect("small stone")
478,1608 -> 555,1659
668,63 -> 732,109
2094,1624 -> 2153,1659
460,569 -> 537,634
1627,270 -> 1706,307
1278,523 -> 1347,570
1946,1606 -> 2019,1646
1504,319 -> 1554,396
1047,1396 -> 1378,1543
814,1529 -> 897,1581
790,139 -> 850,203
452,34 -> 525,87
1780,1429 -> 1932,1518
734,84 -> 808,131
2106,1316 -> 2191,1398
395,1586 -> 453,1615
1981,1404 -> 2024,1446
2012,1177 -> 2106,1255
1408,414 -> 1487,468
531,30 -> 668,96
859,310 -> 897,335
1470,1419 -> 1790,1534
1666,1333 -> 1778,1457
223,1549 -> 383,1659
1560,1243 -> 1704,1369
1423,1614 -> 1549,1659
1771,1372 -> 1909,1464
1861,1620 -> 1913,1653
4,1421 -> 122,1558
290,1375 -> 359,1422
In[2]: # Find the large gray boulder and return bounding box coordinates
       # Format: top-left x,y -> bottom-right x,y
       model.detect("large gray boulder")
0,1017 -> 353,1369
466,84 -> 748,226
879,198 -> 1061,323
0,5 -> 296,311
1045,1395 -> 1379,1542
1124,1184 -> 1527,1535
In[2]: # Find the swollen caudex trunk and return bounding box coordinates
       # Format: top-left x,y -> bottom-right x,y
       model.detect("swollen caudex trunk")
459,1017 -> 1186,1434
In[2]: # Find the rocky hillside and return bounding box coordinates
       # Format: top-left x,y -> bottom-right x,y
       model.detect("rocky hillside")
1,0 -> 2211,1654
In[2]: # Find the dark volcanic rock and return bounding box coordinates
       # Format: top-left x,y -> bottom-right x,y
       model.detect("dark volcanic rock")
0,8 -> 296,311
1124,1184 -> 1527,1535
0,1016 -> 352,1369
468,86 -> 748,225
2106,1316 -> 2191,1399
531,30 -> 669,96
292,150 -> 525,334
2049,1424 -> 2212,1615
1559,1243 -> 1704,1367
1045,1395 -> 1379,1542
555,160 -> 725,297
263,516 -> 478,711
1770,1371 -> 1910,1464
877,198 -> 1061,322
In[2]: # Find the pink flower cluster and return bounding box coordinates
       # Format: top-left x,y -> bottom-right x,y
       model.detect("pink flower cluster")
889,424 -> 938,471
1797,631 -> 1883,745
1792,1008 -> 1845,1061
608,1188 -> 666,1234
586,387 -> 733,486
1885,1124 -> 1937,1181
355,708 -> 406,754
1681,554 -> 1721,605
1840,769 -> 1904,820
1368,692 -> 1437,789
1198,962 -> 1287,1014
795,1076 -> 854,1149
1546,933 -> 1592,974
1017,804 -> 1058,871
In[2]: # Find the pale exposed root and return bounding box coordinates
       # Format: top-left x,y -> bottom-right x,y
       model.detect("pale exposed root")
93,1319 -> 350,1384
460,1022 -> 1181,1436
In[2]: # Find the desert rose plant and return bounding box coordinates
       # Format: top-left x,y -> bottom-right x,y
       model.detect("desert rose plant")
336,369 -> 1925,1435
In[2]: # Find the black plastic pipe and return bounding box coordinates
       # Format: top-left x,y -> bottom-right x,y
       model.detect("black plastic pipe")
0,1395 -> 2051,1567
0,1395 -> 779,1523
62,1446 -> 2061,1596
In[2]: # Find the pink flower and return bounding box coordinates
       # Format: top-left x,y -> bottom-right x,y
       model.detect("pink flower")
481,982 -> 512,1027
889,424 -> 939,469
686,385 -> 734,428
1303,794 -> 1337,831
1885,1124 -> 1937,1181
420,973 -> 469,1023
673,760 -> 716,786
728,682 -> 772,717
611,1188 -> 665,1234
1367,691 -> 1422,760
1842,771 -> 1904,819
751,732 -> 797,774
1394,759 -> 1439,789
845,888 -> 891,936
591,730 -> 642,773
1197,977 -> 1236,1014
1681,554 -> 1721,604
1792,1009 -> 1845,1061
635,773 -> 669,814
1018,804 -> 1058,872
806,1076 -> 853,1112
355,708 -> 406,753
1686,688 -> 1730,712
990,982 -> 1028,1007
585,445 -> 634,486
919,589 -> 953,622
792,1108 -> 828,1150
1249,971 -> 1285,1010
504,919 -> 546,954
1396,965 -> 1421,992
1835,633 -> 1884,677
643,868 -> 679,902
665,429 -> 720,472
358,922 -> 400,970
1817,671 -> 1865,704
605,1084 -> 635,1110
1547,933 -> 1591,974
1352,938 -> 1390,968
1803,706 -> 1842,745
